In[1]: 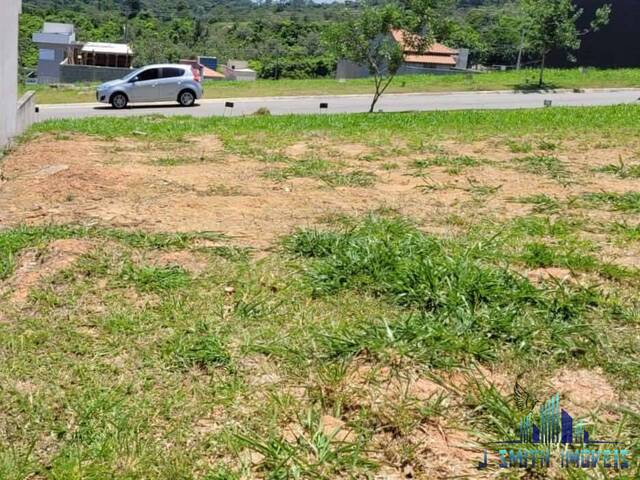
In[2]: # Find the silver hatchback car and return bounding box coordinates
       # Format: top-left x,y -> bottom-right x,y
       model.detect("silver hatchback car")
96,64 -> 204,109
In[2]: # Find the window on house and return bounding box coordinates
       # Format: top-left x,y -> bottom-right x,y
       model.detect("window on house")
39,49 -> 55,61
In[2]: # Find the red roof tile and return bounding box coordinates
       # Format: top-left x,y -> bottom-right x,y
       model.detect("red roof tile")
404,54 -> 457,66
390,29 -> 458,55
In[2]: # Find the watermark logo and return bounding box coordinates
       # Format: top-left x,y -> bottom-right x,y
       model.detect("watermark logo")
478,393 -> 631,470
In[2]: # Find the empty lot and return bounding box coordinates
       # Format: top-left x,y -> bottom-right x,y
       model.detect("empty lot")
1,107 -> 639,478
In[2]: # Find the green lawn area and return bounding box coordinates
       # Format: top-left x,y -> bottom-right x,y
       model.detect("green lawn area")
23,67 -> 640,105
2,105 -> 640,478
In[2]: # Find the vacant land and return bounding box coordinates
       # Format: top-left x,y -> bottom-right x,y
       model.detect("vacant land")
24,68 -> 640,105
1,106 -> 640,478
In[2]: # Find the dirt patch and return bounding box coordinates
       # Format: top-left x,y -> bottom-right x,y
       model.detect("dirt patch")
284,142 -> 312,158
2,135 -> 639,252
331,143 -> 373,158
550,368 -> 617,417
527,267 -> 574,284
347,364 -> 447,404
2,238 -> 93,304
372,422 -> 482,479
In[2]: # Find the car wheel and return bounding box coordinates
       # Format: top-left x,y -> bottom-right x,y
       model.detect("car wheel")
111,93 -> 128,109
178,90 -> 196,107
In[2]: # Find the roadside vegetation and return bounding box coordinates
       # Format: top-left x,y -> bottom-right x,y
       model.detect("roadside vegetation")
20,0 -> 524,80
24,68 -> 640,105
2,105 -> 640,478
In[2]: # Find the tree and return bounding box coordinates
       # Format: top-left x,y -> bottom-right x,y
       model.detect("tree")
123,0 -> 141,19
325,1 -> 439,113
522,0 -> 611,87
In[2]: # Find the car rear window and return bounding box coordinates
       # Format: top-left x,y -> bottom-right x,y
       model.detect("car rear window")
137,68 -> 161,81
162,68 -> 186,78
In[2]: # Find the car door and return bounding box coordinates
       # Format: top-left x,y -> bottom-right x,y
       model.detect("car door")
157,67 -> 186,101
128,67 -> 161,102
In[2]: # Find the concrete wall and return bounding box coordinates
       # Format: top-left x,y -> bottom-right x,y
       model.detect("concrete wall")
0,0 -> 21,148
15,91 -> 36,138
59,64 -> 132,83
336,60 -> 370,80
337,59 -> 475,79
397,65 -> 472,76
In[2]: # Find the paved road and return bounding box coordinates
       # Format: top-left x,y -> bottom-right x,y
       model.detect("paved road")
38,89 -> 640,120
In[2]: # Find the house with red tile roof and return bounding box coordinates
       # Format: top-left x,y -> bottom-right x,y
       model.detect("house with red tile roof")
390,29 -> 460,69
336,29 -> 468,79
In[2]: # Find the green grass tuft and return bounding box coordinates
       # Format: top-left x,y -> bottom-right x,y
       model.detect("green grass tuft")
285,216 -> 601,364
593,158 -> 640,179
118,262 -> 191,292
514,194 -> 562,213
166,324 -> 231,370
515,155 -> 567,181
582,192 -> 640,213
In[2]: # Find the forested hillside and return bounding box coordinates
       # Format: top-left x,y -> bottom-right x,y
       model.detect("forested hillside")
19,0 -> 524,78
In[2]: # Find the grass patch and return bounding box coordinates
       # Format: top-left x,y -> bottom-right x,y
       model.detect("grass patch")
285,216 -> 601,365
166,323 -> 231,370
519,242 -> 597,270
0,225 -> 223,280
608,221 -> 640,242
412,155 -> 482,175
31,105 -> 640,148
515,155 -> 567,182
514,194 -> 562,213
582,192 -> 640,213
264,157 -> 332,181
150,155 -> 213,166
264,158 -> 375,187
506,140 -> 533,153
320,170 -> 376,187
593,158 -> 640,179
235,412 -> 373,478
118,262 -> 191,292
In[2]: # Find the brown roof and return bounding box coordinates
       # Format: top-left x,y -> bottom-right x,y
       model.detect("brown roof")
202,66 -> 224,79
404,54 -> 457,66
390,29 -> 458,55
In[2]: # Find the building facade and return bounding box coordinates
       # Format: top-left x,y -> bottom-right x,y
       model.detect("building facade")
0,0 -> 22,148
548,0 -> 640,68
33,22 -> 76,84
336,30 -> 469,80
33,23 -> 134,83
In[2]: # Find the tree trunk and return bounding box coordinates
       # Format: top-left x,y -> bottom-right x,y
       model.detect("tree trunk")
538,53 -> 546,87
369,92 -> 380,113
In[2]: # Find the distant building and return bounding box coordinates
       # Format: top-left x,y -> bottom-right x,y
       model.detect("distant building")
337,29 -> 469,80
79,42 -> 133,69
32,23 -> 133,83
224,60 -> 257,81
548,0 -> 640,68
180,56 -> 225,80
390,30 -> 464,71
32,22 -> 76,84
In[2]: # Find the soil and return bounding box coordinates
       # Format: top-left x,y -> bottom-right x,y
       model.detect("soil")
3,238 -> 94,304
2,134 -> 638,252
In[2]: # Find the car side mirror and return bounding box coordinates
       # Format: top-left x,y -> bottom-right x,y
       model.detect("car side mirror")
129,76 -> 139,83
